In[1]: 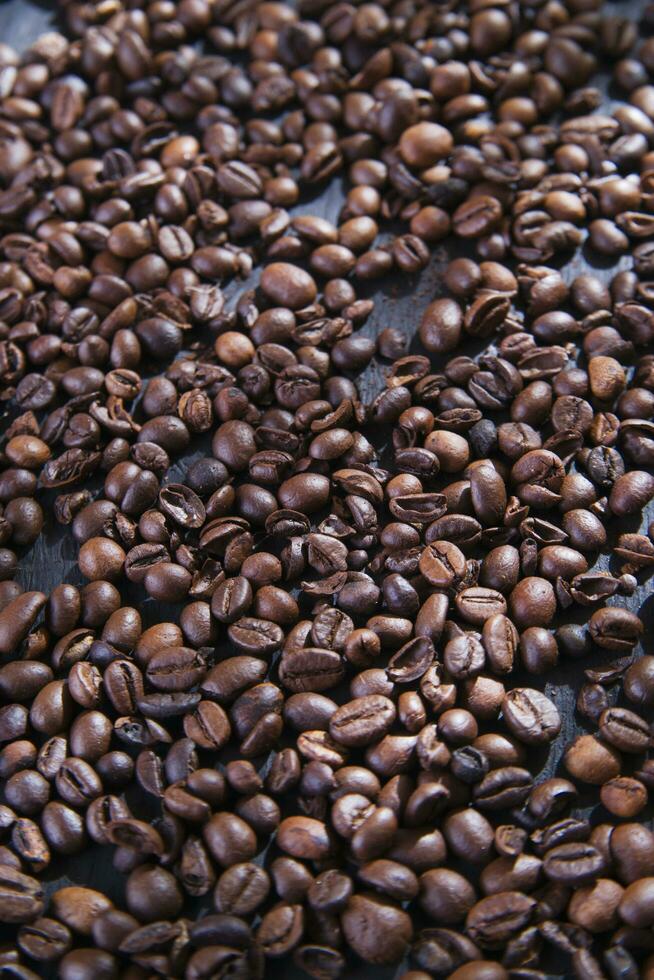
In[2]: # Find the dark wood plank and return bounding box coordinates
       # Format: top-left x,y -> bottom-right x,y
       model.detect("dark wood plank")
0,0 -> 56,50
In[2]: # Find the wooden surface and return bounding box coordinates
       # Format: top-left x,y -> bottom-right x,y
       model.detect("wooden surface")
1,1 -> 653,977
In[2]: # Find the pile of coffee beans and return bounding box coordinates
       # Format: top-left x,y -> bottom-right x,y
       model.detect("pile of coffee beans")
0,0 -> 654,976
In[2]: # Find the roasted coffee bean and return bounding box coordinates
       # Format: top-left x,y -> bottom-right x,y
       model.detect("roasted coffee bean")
589,607 -> 644,651
443,808 -> 494,865
543,842 -> 606,884
279,649 -> 345,693
501,689 -> 561,745
0,866 -> 44,923
599,707 -> 651,752
600,776 -> 648,818
564,735 -> 622,785
293,944 -> 345,979
419,541 -> 466,589
18,917 -> 72,962
0,591 -> 46,658
482,615 -> 518,674
341,893 -> 413,965
624,656 -> 654,706
473,767 -> 532,810
277,817 -> 333,861
329,696 -> 396,747
465,891 -> 536,948
419,868 -> 476,925
145,647 -> 206,692
228,618 -> 284,657
387,637 -> 435,683
214,863 -> 270,916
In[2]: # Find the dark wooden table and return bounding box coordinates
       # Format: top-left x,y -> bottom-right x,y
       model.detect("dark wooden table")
1,1 -> 653,978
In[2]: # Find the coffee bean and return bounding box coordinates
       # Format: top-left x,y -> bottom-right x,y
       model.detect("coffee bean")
184,701 -> 231,750
145,647 -> 205,692
568,877 -> 624,934
419,541 -> 466,588
50,886 -> 113,936
609,470 -> 654,515
387,637 -> 435,683
466,891 -> 536,948
341,893 -> 413,965
509,577 -> 557,629
543,842 -> 606,884
443,809 -> 494,864
279,648 -> 345,693
293,944 -> 345,979
564,735 -> 622,784
419,868 -> 476,925
260,263 -> 317,309
356,859 -> 418,903
589,607 -> 644,651
18,916 -> 72,962
600,776 -> 648,818
482,614 -> 517,674
214,862 -> 270,916
0,591 -> 46,658
473,767 -> 532,810
202,812 -> 257,868
329,695 -> 396,747
501,688 -> 561,745
277,817 -> 333,861
619,878 -> 654,928
228,618 -> 284,657
599,707 -> 651,752
0,866 -> 44,923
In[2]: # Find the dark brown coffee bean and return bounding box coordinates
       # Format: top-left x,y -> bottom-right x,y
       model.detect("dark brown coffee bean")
465,891 -> 536,948
0,866 -> 44,923
589,607 -> 644,651
279,649 -> 345,693
482,614 -> 517,674
341,893 -> 413,965
293,944 -> 345,980
329,695 -> 396,747
419,868 -> 476,925
145,647 -> 206,692
419,541 -> 466,588
184,701 -> 231,750
502,688 -> 561,745
18,916 -> 72,962
214,862 -> 270,916
543,842 -> 606,884
387,637 -> 435,683
0,591 -> 46,658
599,707 -> 651,752
256,902 -> 304,957
277,817 -> 333,861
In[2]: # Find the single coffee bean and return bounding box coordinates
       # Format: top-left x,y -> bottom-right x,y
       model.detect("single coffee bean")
18,917 -> 72,962
340,893 -> 413,965
564,735 -> 622,785
0,866 -> 45,923
329,695 -> 396,747
501,688 -> 561,745
465,891 -> 536,948
214,862 -> 270,916
599,707 -> 651,752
